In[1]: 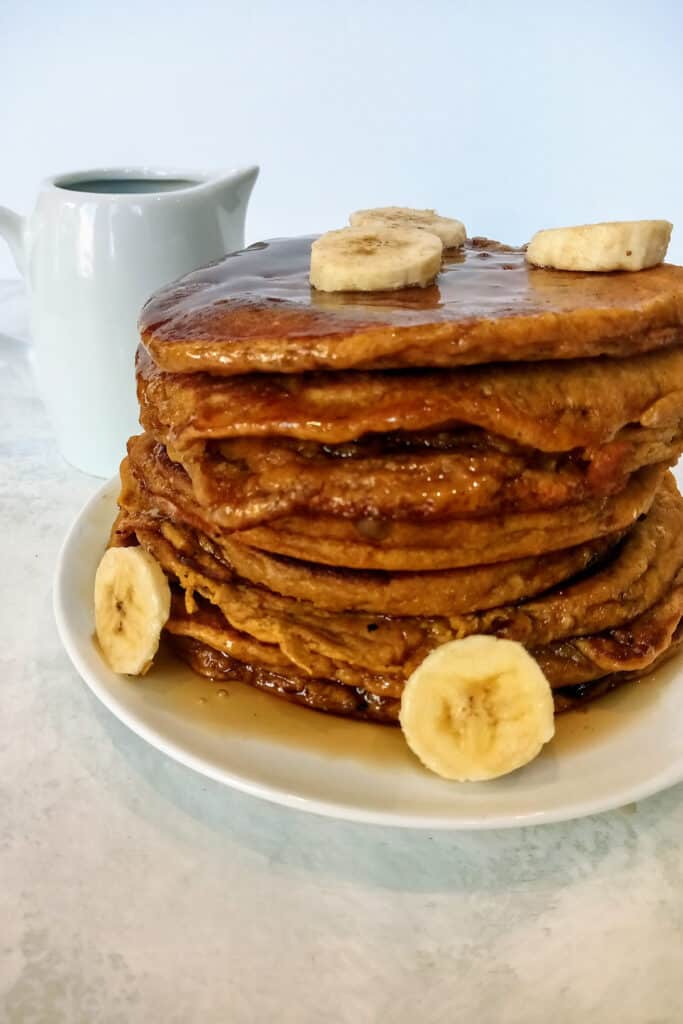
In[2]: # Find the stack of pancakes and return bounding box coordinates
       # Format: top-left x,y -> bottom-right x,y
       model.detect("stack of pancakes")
111,237 -> 683,721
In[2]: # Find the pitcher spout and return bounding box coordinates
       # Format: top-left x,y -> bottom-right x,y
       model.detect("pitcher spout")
213,164 -> 259,215
204,165 -> 258,254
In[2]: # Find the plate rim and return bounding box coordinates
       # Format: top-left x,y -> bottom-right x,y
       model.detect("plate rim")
53,476 -> 683,830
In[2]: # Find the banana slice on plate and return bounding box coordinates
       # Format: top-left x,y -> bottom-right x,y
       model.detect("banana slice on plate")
350,206 -> 467,248
310,225 -> 442,292
399,636 -> 555,781
94,546 -> 171,675
526,220 -> 672,272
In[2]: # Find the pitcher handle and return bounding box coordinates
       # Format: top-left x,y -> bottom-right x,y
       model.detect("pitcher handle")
0,206 -> 26,276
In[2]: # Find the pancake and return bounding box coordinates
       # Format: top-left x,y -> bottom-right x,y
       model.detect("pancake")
159,521 -> 619,617
164,592 -> 403,696
165,426 -> 683,528
137,342 -> 683,451
164,571 -> 683,700
233,463 -> 666,570
163,573 -> 683,700
117,229 -> 683,730
453,473 -> 683,645
532,574 -> 683,686
167,633 -> 400,722
551,637 -> 683,713
123,434 -> 666,570
129,526 -> 444,683
139,237 -> 683,375
114,474 -> 683,686
167,625 -> 683,723
114,481 -> 621,615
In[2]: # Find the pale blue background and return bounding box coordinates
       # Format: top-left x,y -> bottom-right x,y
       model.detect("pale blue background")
1,0 -> 682,278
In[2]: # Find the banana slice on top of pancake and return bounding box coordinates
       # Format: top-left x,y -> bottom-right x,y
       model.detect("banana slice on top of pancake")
310,225 -> 442,292
350,206 -> 467,248
527,220 -> 672,272
94,546 -> 171,674
399,636 -> 555,781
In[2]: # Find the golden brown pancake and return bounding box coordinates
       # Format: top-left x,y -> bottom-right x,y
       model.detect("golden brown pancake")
165,427 -> 682,528
123,435 -> 667,570
161,521 -> 618,618
163,571 -> 683,698
441,473 -> 683,646
139,237 -> 683,375
232,464 -> 666,570
552,638 -> 683,713
167,633 -> 400,722
137,342 -> 683,451
119,231 -> 683,727
167,624 -> 683,723
163,593 -> 403,696
113,474 -> 683,687
175,581 -> 683,694
114,481 -> 621,616
533,575 -> 683,685
162,573 -> 683,700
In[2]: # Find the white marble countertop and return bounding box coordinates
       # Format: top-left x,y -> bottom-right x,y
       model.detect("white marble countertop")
2,281 -> 682,1024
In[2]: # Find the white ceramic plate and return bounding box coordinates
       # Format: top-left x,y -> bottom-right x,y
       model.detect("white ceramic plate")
54,476 -> 683,829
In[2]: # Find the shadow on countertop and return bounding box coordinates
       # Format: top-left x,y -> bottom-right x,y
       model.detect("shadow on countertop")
76,678 -> 683,897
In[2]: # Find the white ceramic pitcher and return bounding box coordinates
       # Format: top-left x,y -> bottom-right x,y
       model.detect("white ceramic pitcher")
0,164 -> 259,476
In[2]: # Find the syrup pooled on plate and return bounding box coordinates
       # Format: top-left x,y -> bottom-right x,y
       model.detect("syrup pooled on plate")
140,643 -> 416,771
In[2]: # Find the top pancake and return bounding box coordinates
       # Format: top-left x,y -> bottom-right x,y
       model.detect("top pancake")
139,236 -> 683,375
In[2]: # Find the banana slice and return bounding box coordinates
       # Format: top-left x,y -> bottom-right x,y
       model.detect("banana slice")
94,546 -> 171,675
310,226 -> 442,292
526,220 -> 672,272
399,636 -> 555,781
350,206 -> 466,248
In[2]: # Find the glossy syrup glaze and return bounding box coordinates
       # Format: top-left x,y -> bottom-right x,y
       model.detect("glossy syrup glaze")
139,236 -> 683,375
